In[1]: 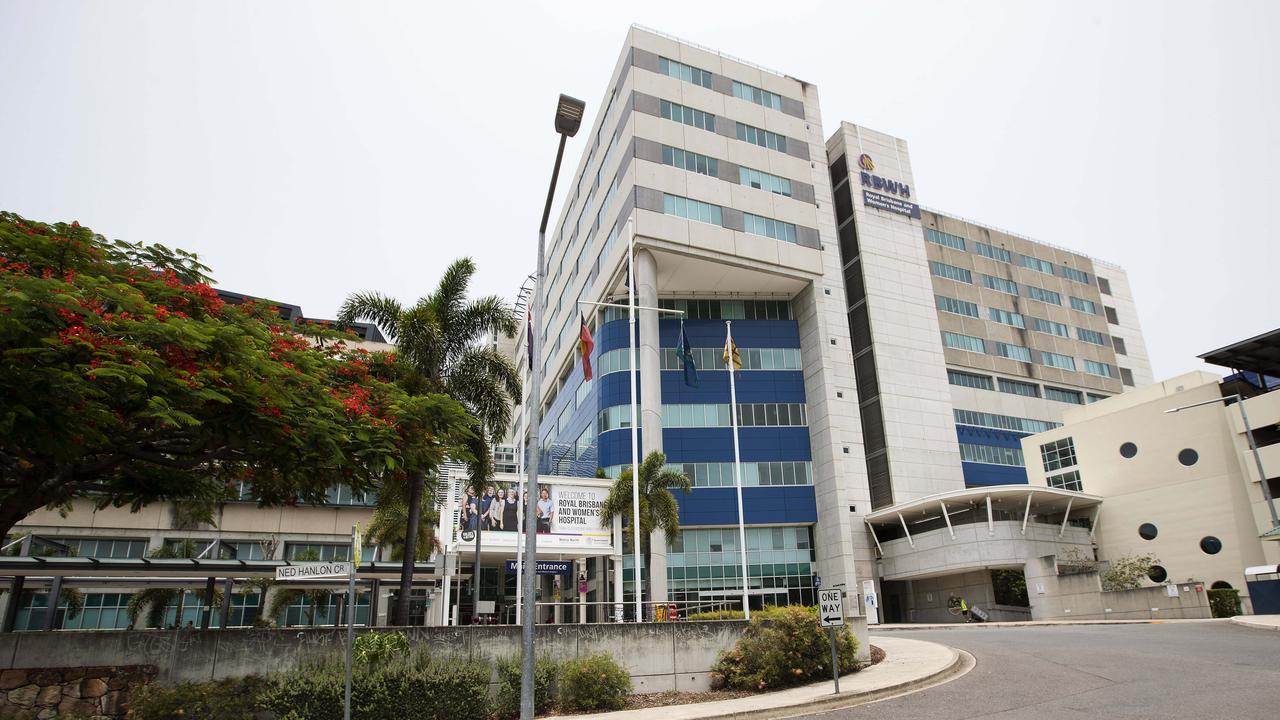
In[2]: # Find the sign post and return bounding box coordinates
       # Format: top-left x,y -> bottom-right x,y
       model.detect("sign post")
818,589 -> 845,694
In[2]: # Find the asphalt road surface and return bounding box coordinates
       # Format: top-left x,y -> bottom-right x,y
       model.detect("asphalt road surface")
819,621 -> 1280,720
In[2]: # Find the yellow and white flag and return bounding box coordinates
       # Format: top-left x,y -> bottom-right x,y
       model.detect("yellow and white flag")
352,523 -> 363,569
722,324 -> 742,370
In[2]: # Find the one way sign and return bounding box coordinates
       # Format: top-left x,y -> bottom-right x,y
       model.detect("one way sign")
818,589 -> 844,627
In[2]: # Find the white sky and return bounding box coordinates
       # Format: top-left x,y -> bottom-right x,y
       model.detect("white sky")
2,0 -> 1276,379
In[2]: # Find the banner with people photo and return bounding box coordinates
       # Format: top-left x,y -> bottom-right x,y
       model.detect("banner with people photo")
454,481 -> 612,550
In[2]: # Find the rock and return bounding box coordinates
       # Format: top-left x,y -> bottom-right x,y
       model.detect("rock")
0,670 -> 26,691
7,685 -> 39,707
35,709 -> 56,720
80,678 -> 108,699
30,671 -> 60,687
100,690 -> 123,715
62,683 -> 79,698
62,668 -> 86,681
57,697 -> 97,717
34,685 -> 61,706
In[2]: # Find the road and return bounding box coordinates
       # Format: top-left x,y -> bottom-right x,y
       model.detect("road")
819,621 -> 1280,720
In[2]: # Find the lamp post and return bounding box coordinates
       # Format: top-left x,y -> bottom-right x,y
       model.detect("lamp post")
1166,394 -> 1279,527
522,92 -> 585,720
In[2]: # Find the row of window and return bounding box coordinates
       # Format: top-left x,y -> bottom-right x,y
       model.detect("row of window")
597,402 -> 808,433
656,298 -> 794,320
662,145 -> 718,177
935,296 -> 1110,353
959,442 -> 1025,467
736,122 -> 787,152
923,226 -> 1091,286
732,80 -> 783,110
8,538 -> 367,563
1039,436 -> 1083,491
659,346 -> 803,371
953,408 -> 1060,434
669,460 -> 813,487
739,166 -> 793,196
930,263 -> 1099,313
660,99 -> 716,131
946,368 -> 1111,405
942,332 -> 1113,377
659,56 -> 713,88
662,193 -> 801,245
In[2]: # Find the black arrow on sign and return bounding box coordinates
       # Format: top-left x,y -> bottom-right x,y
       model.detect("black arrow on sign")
822,615 -> 841,624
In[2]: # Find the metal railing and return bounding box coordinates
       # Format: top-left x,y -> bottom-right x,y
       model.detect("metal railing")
483,598 -> 745,625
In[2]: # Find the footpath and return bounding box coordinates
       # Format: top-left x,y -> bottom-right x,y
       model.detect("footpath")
874,617 -> 1225,630
572,635 -> 969,720
1229,614 -> 1280,631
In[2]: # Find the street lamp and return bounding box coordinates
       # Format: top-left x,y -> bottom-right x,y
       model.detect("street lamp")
1166,394 -> 1279,527
522,92 -> 585,720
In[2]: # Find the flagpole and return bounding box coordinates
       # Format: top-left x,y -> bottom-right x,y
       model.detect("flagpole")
626,217 -> 643,622
514,436 -> 524,625
726,321 -> 751,621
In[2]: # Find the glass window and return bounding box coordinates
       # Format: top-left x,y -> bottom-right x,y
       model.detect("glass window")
1032,318 -> 1070,337
926,228 -> 966,251
659,99 -> 715,132
658,56 -> 713,88
738,166 -> 793,196
960,443 -> 1025,466
943,331 -> 986,353
989,308 -> 1025,328
1097,277 -> 1112,295
1062,266 -> 1089,284
742,213 -> 799,244
1105,306 -> 1120,324
1045,386 -> 1084,404
936,295 -> 979,318
931,261 -> 973,284
1040,437 -> 1077,471
974,242 -> 1011,262
1112,337 -> 1128,355
1070,296 -> 1099,314
954,409 -> 1059,433
1020,255 -> 1055,275
1027,286 -> 1061,305
1047,470 -> 1083,492
1041,352 -> 1077,371
994,342 -> 1032,362
662,145 -> 718,177
1084,360 -> 1113,378
998,378 -> 1040,397
663,193 -> 723,226
982,275 -> 1018,295
1120,367 -> 1135,386
948,370 -> 994,390
735,122 -> 787,152
1077,328 -> 1107,345
731,80 -> 783,110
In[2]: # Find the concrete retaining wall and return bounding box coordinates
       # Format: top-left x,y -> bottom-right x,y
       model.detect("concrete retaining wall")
0,622 -> 750,694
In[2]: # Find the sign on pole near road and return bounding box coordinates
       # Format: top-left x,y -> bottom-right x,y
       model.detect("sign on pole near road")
817,589 -> 844,694
275,562 -> 354,581
818,589 -> 844,627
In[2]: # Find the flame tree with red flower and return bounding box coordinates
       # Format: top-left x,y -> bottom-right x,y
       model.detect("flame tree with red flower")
0,212 -> 476,540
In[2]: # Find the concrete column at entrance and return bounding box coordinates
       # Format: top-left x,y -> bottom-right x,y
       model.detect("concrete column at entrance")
613,555 -> 625,622
635,248 -> 667,604
552,575 -> 563,624
578,559 -> 587,624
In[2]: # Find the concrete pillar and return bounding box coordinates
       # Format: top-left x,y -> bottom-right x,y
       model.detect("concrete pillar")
578,559 -> 587,624
613,555 -> 625,622
635,248 -> 667,603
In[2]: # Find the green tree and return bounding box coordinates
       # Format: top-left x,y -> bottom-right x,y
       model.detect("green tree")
598,451 -> 691,606
1102,553 -> 1161,591
0,212 -> 474,540
125,540 -> 220,629
339,258 -> 520,625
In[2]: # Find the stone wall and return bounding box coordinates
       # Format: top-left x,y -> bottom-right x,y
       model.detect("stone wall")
1,622 -> 749,695
0,665 -> 155,719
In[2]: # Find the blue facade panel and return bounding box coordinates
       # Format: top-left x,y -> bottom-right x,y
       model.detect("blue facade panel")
662,428 -> 813,464
658,319 -> 801,349
677,486 -> 818,526
962,462 -> 1029,486
660,370 -> 806,404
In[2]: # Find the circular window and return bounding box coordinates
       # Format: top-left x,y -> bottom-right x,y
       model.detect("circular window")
1138,523 -> 1158,540
1210,581 -> 1233,590
1178,448 -> 1199,466
1200,536 -> 1222,555
1147,565 -> 1168,583
1120,442 -> 1137,458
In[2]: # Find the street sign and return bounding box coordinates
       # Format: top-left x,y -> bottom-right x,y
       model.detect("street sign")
275,562 -> 354,581
818,589 -> 844,627
505,559 -> 573,575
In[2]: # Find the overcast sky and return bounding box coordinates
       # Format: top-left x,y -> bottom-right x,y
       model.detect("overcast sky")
2,0 -> 1276,379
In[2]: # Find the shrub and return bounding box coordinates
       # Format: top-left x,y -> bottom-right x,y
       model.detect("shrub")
354,630 -> 411,666
494,655 -> 559,719
711,605 -> 859,691
257,652 -> 490,720
1102,553 -> 1160,591
1208,588 -> 1242,618
558,653 -> 631,712
131,675 -> 270,720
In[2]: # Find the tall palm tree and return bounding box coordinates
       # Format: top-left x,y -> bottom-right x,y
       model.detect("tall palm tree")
598,450 -> 692,610
339,258 -> 520,625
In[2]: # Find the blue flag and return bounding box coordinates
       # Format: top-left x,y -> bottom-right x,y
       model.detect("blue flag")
678,320 -> 698,387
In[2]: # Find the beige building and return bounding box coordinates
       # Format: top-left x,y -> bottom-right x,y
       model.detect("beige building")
1021,345 -> 1280,613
